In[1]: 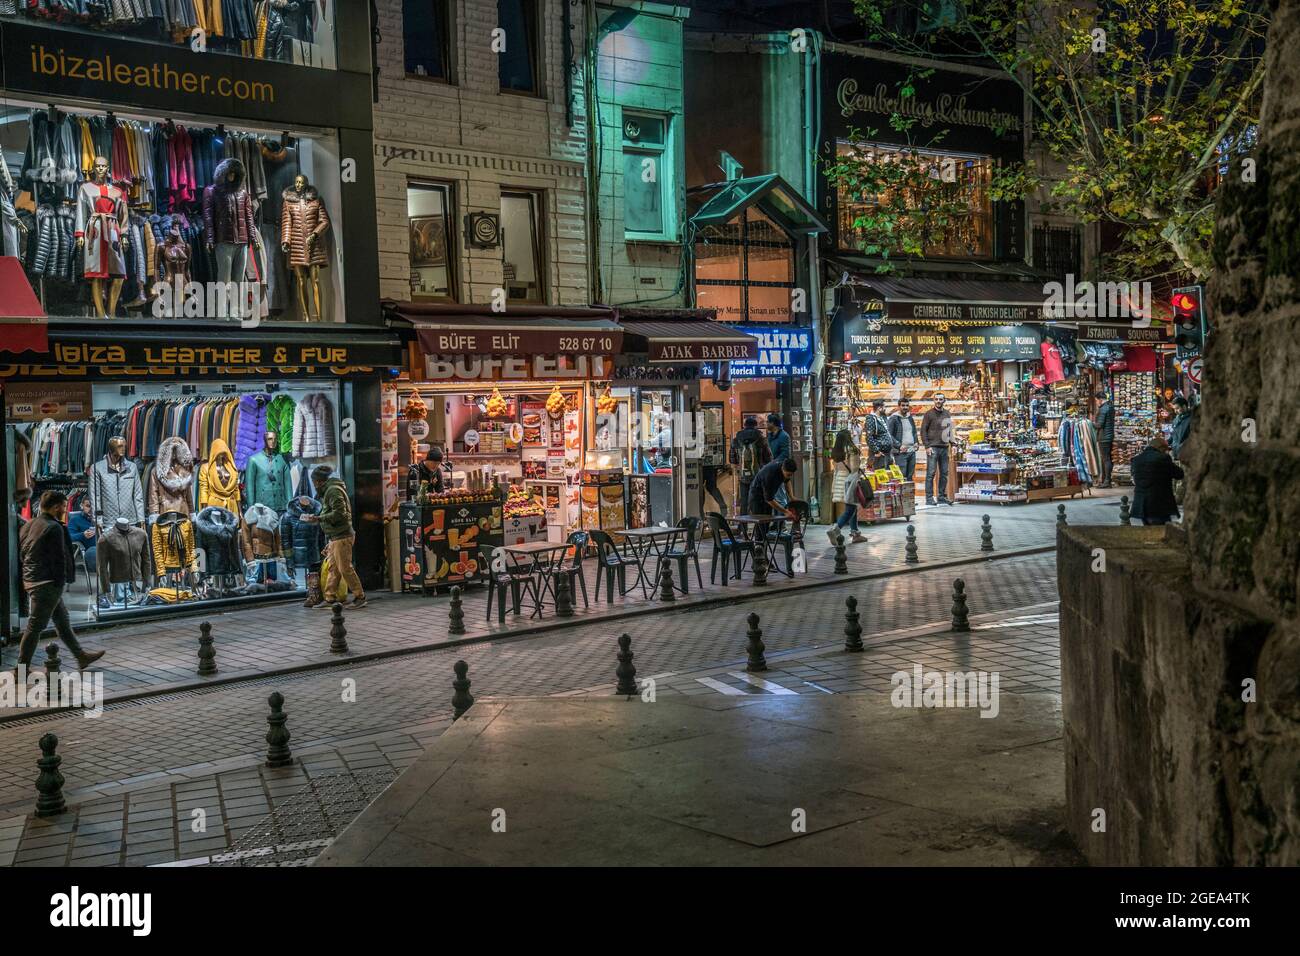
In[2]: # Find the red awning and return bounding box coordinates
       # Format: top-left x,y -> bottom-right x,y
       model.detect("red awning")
0,257 -> 48,355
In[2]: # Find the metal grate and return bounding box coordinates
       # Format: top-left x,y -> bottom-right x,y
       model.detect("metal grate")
208,768 -> 398,867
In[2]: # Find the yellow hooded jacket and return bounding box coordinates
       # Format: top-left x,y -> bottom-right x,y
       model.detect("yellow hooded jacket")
198,439 -> 242,513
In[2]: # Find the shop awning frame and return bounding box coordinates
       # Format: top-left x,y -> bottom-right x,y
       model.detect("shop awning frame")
619,319 -> 760,363
0,256 -> 48,355
689,174 -> 829,236
388,301 -> 624,357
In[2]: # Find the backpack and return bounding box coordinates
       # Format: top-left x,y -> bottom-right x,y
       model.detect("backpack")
740,440 -> 760,480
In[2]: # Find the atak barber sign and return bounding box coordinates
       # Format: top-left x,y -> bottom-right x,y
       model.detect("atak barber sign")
706,327 -> 813,378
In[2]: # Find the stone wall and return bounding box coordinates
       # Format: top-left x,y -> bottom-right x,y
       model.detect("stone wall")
1057,526 -> 1295,865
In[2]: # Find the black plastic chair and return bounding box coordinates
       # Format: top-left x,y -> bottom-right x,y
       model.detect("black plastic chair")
552,531 -> 590,608
479,545 -> 540,623
704,512 -> 753,586
588,530 -> 634,602
773,500 -> 809,577
657,516 -> 703,593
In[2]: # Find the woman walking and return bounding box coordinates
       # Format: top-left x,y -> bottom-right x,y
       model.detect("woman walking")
828,429 -> 868,544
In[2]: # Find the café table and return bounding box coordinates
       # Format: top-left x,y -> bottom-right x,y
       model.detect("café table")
502,540 -> 574,617
614,525 -> 688,598
730,514 -> 788,582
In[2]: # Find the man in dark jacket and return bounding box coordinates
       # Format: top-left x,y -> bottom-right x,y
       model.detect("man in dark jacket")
1170,396 -> 1194,461
887,398 -> 920,480
1130,436 -> 1183,525
864,399 -> 894,469
14,491 -> 105,674
729,416 -> 771,513
304,466 -> 366,609
920,394 -> 954,506
1094,390 -> 1115,487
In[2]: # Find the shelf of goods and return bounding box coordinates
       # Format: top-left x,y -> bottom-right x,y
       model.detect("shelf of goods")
856,472 -> 916,523
955,444 -> 1085,504
580,472 -> 626,532
502,486 -> 548,545
399,495 -> 504,595
1110,372 -> 1157,485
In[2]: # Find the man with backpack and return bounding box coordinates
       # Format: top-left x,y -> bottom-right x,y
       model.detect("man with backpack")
729,416 -> 771,514
865,398 -> 895,469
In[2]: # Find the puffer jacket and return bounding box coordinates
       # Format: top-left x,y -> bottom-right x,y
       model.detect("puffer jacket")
198,439 -> 242,512
266,394 -> 296,454
151,511 -> 196,573
281,184 -> 330,267
90,456 -> 146,528
234,393 -> 269,471
317,476 -> 353,541
241,503 -> 283,560
280,496 -> 324,571
193,506 -> 244,575
292,392 -> 335,459
148,436 -> 196,517
202,157 -> 257,245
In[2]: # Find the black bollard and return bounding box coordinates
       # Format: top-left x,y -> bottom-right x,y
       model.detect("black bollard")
265,692 -> 293,768
833,533 -> 849,574
43,642 -> 60,679
951,579 -> 971,632
745,613 -> 768,672
448,586 -> 467,634
1119,495 -> 1132,526
452,660 -> 475,720
555,574 -> 575,617
843,596 -> 864,652
197,622 -> 217,676
905,524 -> 919,564
980,514 -> 994,553
329,602 -> 349,654
1057,503 -> 1067,526
657,563 -> 676,602
615,633 -> 638,696
35,733 -> 66,818
751,541 -> 769,586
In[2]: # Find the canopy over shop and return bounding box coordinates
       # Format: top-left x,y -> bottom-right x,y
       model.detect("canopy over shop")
2,321 -> 402,638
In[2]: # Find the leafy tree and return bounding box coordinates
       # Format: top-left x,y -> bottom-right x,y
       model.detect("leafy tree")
842,0 -> 1266,281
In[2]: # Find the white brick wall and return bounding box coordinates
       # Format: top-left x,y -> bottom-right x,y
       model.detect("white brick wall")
373,0 -> 591,306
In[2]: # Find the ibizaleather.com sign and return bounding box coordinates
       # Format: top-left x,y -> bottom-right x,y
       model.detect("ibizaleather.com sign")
836,79 -> 1023,132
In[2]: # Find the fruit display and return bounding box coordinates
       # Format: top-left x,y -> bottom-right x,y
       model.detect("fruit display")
425,488 -> 499,505
596,385 -> 617,414
546,384 -> 566,419
504,487 -> 545,519
405,391 -> 428,421
485,387 -> 509,419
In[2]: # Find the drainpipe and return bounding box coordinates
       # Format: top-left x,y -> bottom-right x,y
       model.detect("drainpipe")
805,30 -> 826,521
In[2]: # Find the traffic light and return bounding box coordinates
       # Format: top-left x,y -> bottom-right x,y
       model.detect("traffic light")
1172,286 -> 1205,358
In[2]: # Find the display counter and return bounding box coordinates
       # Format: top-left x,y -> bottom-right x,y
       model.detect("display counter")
399,497 -> 504,594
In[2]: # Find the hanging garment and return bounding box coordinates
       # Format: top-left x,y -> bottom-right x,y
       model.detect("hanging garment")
265,393 -> 296,451
193,506 -> 244,575
292,391 -> 335,458
280,495 -> 324,571
148,436 -> 197,516
198,438 -> 242,512
234,393 -> 270,470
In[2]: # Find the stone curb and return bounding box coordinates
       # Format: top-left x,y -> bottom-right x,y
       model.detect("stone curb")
0,543 -> 1054,723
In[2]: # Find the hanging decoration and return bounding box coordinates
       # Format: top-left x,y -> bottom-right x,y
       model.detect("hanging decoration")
485,387 -> 509,419
546,384 -> 566,419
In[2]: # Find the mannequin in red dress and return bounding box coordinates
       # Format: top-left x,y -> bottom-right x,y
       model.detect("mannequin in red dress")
74,156 -> 130,318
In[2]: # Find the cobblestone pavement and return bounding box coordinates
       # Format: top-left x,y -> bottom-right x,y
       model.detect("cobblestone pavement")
2,491 -> 1120,702
0,545 -> 1065,866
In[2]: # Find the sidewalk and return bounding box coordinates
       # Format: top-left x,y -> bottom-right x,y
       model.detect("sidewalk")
2,597 -> 1068,867
2,492 -> 1121,707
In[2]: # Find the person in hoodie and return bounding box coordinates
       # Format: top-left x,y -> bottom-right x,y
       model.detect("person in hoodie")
302,465 -> 366,609
729,416 -> 771,514
198,439 -> 241,513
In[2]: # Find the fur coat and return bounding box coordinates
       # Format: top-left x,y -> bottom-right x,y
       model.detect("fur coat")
148,436 -> 196,517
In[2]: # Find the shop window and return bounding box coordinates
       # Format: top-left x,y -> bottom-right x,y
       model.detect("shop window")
498,0 -> 541,95
0,2 -> 337,70
404,0 -> 453,81
408,181 -> 456,300
834,141 -> 994,259
500,191 -> 544,303
693,208 -> 796,322
622,112 -> 674,240
0,100 -> 347,323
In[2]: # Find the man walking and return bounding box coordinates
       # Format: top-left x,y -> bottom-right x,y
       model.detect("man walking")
1130,435 -> 1183,525
13,491 -> 105,676
1094,390 -> 1115,487
888,398 -> 919,481
305,465 -> 367,609
921,394 -> 954,506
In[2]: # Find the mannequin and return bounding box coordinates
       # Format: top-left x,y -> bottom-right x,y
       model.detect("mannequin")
155,224 -> 191,318
75,155 -> 129,318
280,173 -> 330,320
244,431 -> 293,512
202,157 -> 260,319
90,437 -> 145,530
97,516 -> 150,607
148,436 -> 196,518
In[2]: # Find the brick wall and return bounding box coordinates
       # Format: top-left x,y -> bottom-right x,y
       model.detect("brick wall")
372,0 -> 590,306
